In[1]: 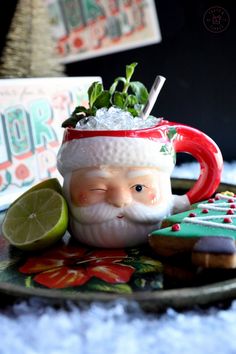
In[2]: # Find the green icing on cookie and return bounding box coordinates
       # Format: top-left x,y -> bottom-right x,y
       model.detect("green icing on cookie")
151,193 -> 236,240
151,221 -> 236,239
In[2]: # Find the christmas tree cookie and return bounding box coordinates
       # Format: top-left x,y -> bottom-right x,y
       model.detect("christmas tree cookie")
149,192 -> 236,269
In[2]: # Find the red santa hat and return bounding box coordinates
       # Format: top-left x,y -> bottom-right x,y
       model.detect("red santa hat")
57,124 -> 175,176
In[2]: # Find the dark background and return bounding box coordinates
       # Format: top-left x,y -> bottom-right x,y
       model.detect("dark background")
1,0 -> 236,162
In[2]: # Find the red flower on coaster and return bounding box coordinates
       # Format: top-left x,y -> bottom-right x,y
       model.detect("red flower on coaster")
15,164 -> 30,180
19,244 -> 135,289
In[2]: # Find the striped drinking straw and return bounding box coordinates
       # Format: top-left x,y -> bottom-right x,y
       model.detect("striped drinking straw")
140,75 -> 166,120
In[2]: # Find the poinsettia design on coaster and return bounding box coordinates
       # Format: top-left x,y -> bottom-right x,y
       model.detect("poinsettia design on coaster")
19,244 -> 136,289
18,243 -> 163,293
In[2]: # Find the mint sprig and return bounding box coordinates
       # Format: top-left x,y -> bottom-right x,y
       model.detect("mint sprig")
62,63 -> 149,128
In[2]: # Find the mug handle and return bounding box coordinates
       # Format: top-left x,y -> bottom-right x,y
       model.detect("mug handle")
169,123 -> 223,206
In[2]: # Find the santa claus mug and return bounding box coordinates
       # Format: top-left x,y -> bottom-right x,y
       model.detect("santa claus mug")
57,120 -> 223,248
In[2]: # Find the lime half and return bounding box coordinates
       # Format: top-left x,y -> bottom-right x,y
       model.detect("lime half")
2,188 -> 68,251
11,178 -> 62,207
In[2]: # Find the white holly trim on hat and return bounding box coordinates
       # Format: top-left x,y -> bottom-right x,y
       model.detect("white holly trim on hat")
57,136 -> 175,176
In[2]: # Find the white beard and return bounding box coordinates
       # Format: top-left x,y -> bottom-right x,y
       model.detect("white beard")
68,200 -> 173,248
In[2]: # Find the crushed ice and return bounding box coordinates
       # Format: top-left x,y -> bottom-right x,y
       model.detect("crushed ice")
75,107 -> 162,130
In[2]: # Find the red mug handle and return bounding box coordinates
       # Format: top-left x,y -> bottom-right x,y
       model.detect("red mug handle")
168,122 -> 223,204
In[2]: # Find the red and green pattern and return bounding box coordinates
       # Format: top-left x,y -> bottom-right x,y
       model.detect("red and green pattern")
0,225 -> 163,294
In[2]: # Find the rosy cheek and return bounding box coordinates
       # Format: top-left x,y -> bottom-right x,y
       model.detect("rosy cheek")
78,192 -> 88,204
72,192 -> 89,206
149,192 -> 157,204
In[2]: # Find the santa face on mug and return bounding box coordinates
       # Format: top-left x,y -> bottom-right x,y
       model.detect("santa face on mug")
63,166 -> 173,248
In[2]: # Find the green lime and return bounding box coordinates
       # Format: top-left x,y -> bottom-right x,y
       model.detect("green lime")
12,178 -> 62,207
28,178 -> 62,194
2,188 -> 68,251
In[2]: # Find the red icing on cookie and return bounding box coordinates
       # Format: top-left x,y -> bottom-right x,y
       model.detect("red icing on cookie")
227,209 -> 234,215
171,224 -> 181,231
208,198 -> 215,203
228,198 -> 235,203
188,212 -> 196,217
223,217 -> 232,223
202,209 -> 209,214
230,204 -> 236,209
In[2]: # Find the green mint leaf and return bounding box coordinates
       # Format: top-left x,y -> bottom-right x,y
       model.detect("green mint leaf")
129,81 -> 149,104
114,76 -> 126,86
94,90 -> 111,109
113,76 -> 127,93
125,94 -> 138,107
110,76 -> 129,95
88,107 -> 97,116
127,107 -> 138,117
88,82 -> 103,108
72,106 -> 88,114
113,92 -> 127,108
134,103 -> 144,114
61,62 -> 153,129
61,114 -> 85,128
109,81 -> 118,95
126,62 -> 138,82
